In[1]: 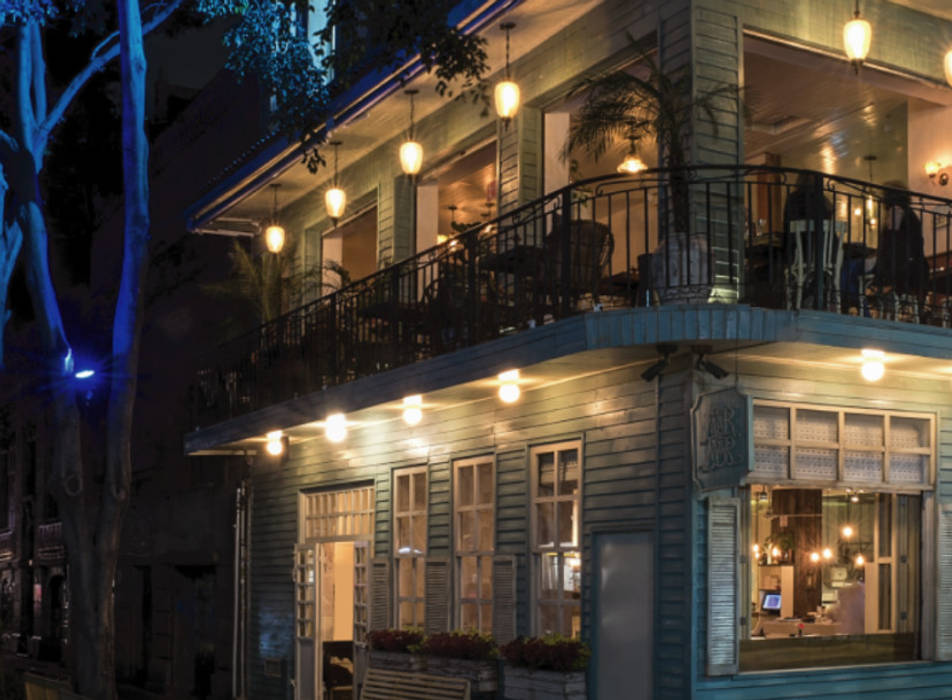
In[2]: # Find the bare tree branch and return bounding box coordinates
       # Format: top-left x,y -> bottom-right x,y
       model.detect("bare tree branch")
36,0 -> 185,154
29,21 -> 46,125
16,25 -> 35,150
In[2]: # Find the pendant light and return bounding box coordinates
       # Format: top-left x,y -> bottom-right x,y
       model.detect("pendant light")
617,122 -> 647,174
325,140 -> 346,223
843,0 -> 872,73
494,22 -> 520,122
399,89 -> 423,176
944,49 -> 952,88
264,183 -> 285,254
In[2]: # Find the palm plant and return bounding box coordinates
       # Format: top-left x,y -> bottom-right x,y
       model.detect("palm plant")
565,41 -> 740,235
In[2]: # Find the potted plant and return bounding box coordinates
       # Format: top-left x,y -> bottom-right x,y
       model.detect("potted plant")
418,630 -> 499,693
367,628 -> 425,672
501,635 -> 590,700
566,41 -> 741,304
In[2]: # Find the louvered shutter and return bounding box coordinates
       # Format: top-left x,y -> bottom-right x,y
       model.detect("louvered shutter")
937,503 -> 952,660
424,557 -> 451,635
492,555 -> 517,644
707,498 -> 739,675
369,558 -> 391,631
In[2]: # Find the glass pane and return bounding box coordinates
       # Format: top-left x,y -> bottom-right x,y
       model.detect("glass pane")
477,462 -> 493,504
753,445 -> 789,479
564,604 -> 581,638
879,563 -> 892,630
459,511 -> 474,551
413,472 -> 427,510
540,553 -> 560,598
539,603 -> 559,635
480,556 -> 493,599
796,409 -> 838,442
558,502 -> 577,548
754,405 -> 789,440
558,449 -> 579,496
399,601 -> 414,629
564,552 -> 581,595
878,494 -> 892,558
478,509 -> 494,552
480,603 -> 493,633
415,560 -> 425,598
536,503 -> 555,548
415,602 -> 424,625
461,602 -> 478,630
889,454 -> 926,483
396,516 -> 410,551
412,514 -> 426,554
537,452 -> 555,497
397,474 -> 410,513
398,559 -> 413,597
458,465 -> 474,506
461,556 -> 478,598
890,417 -> 929,449
844,413 -> 884,446
843,450 -> 883,482
792,447 -> 837,480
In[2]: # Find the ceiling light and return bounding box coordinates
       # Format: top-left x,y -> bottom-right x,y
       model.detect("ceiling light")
325,413 -> 347,443
841,524 -> 854,539
860,348 -> 885,382
855,553 -> 865,567
498,369 -> 521,403
822,547 -> 833,560
402,395 -> 423,426
810,551 -> 820,563
843,1 -> 872,72
325,141 -> 346,222
265,430 -> 284,456
265,184 -> 285,254
399,89 -> 423,175
945,49 -> 952,88
494,22 -> 520,122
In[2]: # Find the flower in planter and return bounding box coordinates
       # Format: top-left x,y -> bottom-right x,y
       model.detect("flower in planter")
501,634 -> 591,672
418,630 -> 499,661
367,628 -> 424,653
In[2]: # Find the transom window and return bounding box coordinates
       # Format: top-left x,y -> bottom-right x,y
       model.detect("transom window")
302,485 -> 375,541
394,466 -> 427,629
531,441 -> 581,637
454,456 -> 494,633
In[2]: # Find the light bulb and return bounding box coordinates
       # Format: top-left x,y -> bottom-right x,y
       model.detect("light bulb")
855,553 -> 865,566
771,546 -> 780,558
926,161 -> 942,178
617,152 -> 647,174
325,187 -> 346,221
810,551 -> 820,563
752,543 -> 760,554
265,430 -> 284,456
264,224 -> 285,254
494,80 -> 520,120
402,395 -> 423,426
498,369 -> 521,404
842,525 -> 854,539
860,348 -> 885,382
325,413 -> 347,443
843,15 -> 872,66
822,547 -> 833,560
399,140 -> 423,175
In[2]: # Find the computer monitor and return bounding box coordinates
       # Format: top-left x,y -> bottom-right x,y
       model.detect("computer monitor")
761,592 -> 782,612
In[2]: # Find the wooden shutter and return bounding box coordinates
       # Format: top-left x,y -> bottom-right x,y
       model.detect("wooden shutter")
369,558 -> 391,631
707,498 -> 739,675
937,503 -> 952,660
424,557 -> 451,635
492,555 -> 517,644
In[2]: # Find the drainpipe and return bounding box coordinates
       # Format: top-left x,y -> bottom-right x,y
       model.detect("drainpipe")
232,480 -> 248,699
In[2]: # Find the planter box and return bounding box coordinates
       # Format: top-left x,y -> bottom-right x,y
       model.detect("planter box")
368,650 -> 425,673
503,665 -> 586,700
425,656 -> 498,693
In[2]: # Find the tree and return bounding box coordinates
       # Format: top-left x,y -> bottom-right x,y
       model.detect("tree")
0,2 -> 490,698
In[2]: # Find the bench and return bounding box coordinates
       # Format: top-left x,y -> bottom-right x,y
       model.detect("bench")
360,668 -> 470,700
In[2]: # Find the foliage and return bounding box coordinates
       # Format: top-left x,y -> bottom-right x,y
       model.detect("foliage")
501,635 -> 591,672
367,628 -> 424,653
198,0 -> 490,172
417,630 -> 498,661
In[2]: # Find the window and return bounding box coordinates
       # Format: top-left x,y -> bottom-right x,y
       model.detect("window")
454,457 -> 494,633
740,403 -> 930,671
531,442 -> 581,637
302,486 -> 374,541
394,466 -> 427,629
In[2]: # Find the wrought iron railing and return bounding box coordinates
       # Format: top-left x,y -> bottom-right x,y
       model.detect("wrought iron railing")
191,166 -> 952,427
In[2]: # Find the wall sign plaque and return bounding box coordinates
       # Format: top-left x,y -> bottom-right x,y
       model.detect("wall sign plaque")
692,388 -> 752,491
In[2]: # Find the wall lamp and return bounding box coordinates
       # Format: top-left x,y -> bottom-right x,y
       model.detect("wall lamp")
926,161 -> 949,186
641,344 -> 677,382
693,345 -> 730,379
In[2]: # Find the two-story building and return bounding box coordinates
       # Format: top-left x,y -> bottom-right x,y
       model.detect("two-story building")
185,1 -> 952,697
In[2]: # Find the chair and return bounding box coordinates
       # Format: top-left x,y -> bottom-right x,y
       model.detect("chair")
785,219 -> 844,311
545,218 -> 614,310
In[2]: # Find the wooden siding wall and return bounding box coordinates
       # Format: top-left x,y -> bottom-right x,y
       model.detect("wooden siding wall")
694,357 -> 952,698
244,362 -> 695,698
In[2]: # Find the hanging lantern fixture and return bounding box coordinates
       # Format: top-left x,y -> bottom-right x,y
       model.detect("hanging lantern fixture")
494,22 -> 521,122
399,89 -> 424,176
264,184 -> 285,254
617,123 -> 647,174
843,0 -> 872,73
325,140 -> 346,223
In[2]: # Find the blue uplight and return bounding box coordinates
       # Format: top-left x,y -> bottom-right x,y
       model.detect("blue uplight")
74,369 -> 95,379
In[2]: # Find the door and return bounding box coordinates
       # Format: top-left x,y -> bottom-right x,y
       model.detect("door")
353,541 -> 370,699
294,544 -> 320,700
593,531 -> 653,700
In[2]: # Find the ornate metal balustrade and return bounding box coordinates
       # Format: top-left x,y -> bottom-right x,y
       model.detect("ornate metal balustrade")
191,166 -> 952,428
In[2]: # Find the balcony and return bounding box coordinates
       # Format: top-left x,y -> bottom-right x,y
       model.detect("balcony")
191,166 -> 952,428
36,521 -> 64,562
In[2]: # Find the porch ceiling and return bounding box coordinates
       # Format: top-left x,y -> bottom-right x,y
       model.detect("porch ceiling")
199,0 -> 602,229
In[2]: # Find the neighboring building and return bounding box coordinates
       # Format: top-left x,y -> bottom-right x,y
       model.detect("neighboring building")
184,1 -> 952,698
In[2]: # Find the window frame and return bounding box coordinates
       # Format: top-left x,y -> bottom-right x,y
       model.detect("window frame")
393,465 -> 428,629
453,455 -> 496,633
529,440 -> 583,637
